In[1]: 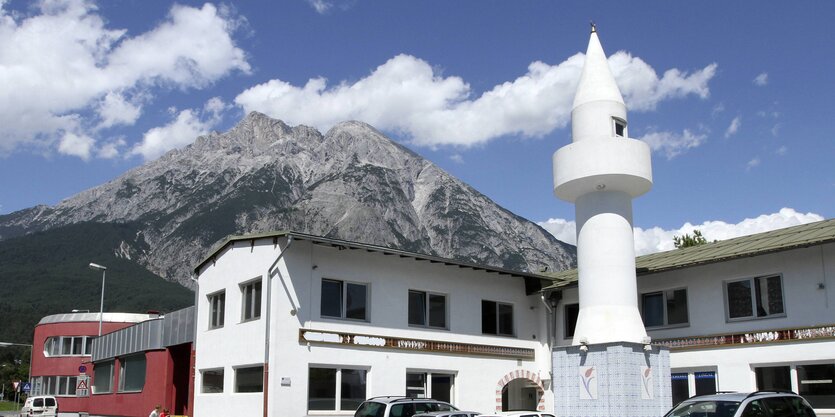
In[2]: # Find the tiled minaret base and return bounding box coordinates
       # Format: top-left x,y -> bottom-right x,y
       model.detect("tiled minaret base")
552,342 -> 671,417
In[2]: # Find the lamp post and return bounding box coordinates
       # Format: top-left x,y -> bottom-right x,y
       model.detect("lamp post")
88,263 -> 107,336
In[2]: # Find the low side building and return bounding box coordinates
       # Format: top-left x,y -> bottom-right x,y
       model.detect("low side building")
28,312 -> 156,414
546,219 -> 835,416
193,232 -> 554,417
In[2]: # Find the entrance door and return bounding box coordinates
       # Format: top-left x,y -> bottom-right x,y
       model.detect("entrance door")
501,378 -> 540,411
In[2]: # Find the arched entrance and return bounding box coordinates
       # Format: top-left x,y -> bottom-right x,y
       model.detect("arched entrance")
495,370 -> 545,412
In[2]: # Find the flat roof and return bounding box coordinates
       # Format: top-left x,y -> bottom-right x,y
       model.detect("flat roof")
38,312 -> 156,325
543,218 -> 835,290
194,230 -> 550,282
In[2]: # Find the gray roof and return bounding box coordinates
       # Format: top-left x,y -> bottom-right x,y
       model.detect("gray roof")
544,218 -> 835,290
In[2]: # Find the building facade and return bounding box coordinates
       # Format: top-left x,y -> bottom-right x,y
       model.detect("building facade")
547,219 -> 835,416
193,232 -> 554,417
28,312 -> 155,414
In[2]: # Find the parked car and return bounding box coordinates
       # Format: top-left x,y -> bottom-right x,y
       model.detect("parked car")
413,411 -> 480,417
664,391 -> 816,417
19,395 -> 58,417
354,396 -> 459,417
479,412 -> 554,417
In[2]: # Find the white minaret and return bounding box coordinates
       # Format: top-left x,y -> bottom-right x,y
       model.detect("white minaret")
553,25 -> 653,345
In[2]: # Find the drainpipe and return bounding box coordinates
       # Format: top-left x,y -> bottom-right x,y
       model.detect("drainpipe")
540,293 -> 554,348
263,236 -> 293,417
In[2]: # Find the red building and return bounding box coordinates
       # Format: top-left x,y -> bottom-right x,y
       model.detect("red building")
29,308 -> 195,417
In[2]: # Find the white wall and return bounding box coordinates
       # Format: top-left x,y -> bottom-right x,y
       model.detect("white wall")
195,237 -> 552,417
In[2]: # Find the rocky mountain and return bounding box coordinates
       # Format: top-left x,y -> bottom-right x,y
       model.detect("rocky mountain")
0,112 -> 575,287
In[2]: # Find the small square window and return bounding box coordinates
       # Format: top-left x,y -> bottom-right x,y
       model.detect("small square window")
613,118 -> 627,137
641,288 -> 688,328
725,275 -> 784,320
482,300 -> 513,336
201,368 -> 224,393
235,365 -> 264,393
408,290 -> 447,329
321,279 -> 368,321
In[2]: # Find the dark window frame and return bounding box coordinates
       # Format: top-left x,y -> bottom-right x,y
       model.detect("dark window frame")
640,288 -> 689,328
724,274 -> 786,321
408,290 -> 448,329
201,368 -> 224,394
481,300 -> 514,337
320,278 -> 369,321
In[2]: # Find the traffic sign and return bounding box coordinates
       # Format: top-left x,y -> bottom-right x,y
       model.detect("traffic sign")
22,382 -> 31,392
12,381 -> 19,391
79,365 -> 87,373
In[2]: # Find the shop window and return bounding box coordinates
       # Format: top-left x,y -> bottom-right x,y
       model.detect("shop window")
118,354 -> 146,392
406,371 -> 455,403
408,290 -> 447,329
241,279 -> 262,322
308,367 -> 367,412
564,303 -> 579,339
726,275 -> 785,320
321,279 -> 368,321
641,288 -> 688,328
201,368 -> 224,393
92,360 -> 115,394
482,300 -> 514,336
235,365 -> 263,393
797,364 -> 835,409
755,366 -> 791,391
208,290 -> 226,329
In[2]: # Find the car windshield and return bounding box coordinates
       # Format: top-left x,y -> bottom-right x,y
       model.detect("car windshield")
666,400 -> 741,417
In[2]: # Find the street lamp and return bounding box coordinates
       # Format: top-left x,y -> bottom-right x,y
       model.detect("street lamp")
88,263 -> 107,336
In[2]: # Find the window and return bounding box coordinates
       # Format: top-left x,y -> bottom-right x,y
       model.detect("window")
671,373 -> 689,405
408,290 -> 447,329
406,372 -> 455,403
30,376 -> 78,396
241,279 -> 262,321
482,300 -> 513,336
613,117 -> 627,137
695,371 -> 717,396
118,354 -> 146,392
641,289 -> 688,328
235,365 -> 263,393
321,279 -> 368,321
201,369 -> 224,393
308,367 -> 367,412
208,291 -> 226,329
92,360 -> 115,394
44,336 -> 93,357
564,303 -> 579,339
726,275 -> 785,320
797,364 -> 835,409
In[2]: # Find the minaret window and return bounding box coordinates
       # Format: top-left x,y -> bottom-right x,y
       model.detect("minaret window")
613,117 -> 627,137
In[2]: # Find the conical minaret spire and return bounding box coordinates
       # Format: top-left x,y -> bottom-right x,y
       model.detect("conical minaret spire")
552,27 -> 653,345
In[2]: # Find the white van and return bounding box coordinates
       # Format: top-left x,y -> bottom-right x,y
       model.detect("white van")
19,395 -> 58,417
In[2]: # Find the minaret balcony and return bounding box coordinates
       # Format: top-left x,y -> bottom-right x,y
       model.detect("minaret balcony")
553,137 -> 652,202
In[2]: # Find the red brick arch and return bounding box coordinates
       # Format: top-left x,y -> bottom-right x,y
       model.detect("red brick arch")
495,370 -> 545,412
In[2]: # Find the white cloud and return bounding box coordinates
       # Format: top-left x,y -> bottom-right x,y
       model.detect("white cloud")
97,91 -> 142,129
753,72 -> 769,86
307,0 -> 331,13
639,129 -> 707,159
58,132 -> 95,160
724,116 -> 741,138
130,98 -> 226,160
97,137 -> 126,159
746,157 -> 761,171
711,102 -> 725,116
771,123 -> 781,137
775,145 -> 787,156
539,208 -> 824,255
537,218 -> 577,246
449,154 -> 464,164
0,1 -> 248,156
235,52 -> 717,148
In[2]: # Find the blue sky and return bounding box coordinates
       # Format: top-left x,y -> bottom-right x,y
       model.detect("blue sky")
1,1 -> 832,253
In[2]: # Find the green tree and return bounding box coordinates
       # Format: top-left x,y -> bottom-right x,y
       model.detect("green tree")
673,229 -> 710,248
